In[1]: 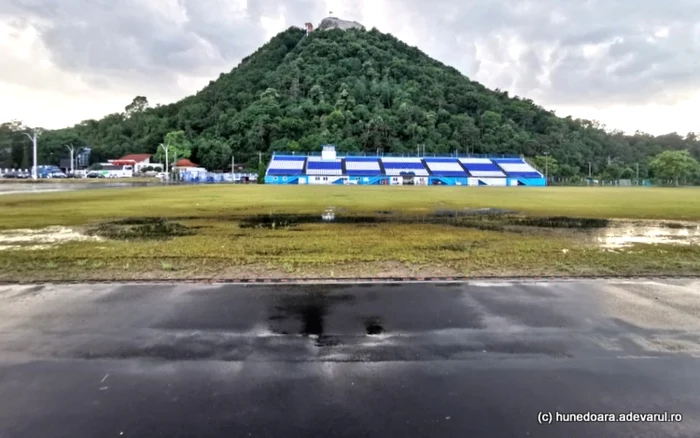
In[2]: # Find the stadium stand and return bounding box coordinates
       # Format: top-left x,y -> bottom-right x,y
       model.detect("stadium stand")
306,156 -> 343,176
265,146 -> 546,186
458,158 -> 506,177
267,155 -> 306,176
492,158 -> 543,178
345,157 -> 382,176
380,157 -> 429,176
423,158 -> 467,177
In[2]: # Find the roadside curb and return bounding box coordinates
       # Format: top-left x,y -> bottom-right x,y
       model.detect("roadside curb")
1,275 -> 699,285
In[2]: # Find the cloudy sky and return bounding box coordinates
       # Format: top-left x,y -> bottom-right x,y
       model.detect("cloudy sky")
1,0 -> 699,135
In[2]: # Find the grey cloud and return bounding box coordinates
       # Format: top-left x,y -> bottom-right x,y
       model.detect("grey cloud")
2,0 -> 700,111
381,0 -> 700,105
0,0 -> 293,97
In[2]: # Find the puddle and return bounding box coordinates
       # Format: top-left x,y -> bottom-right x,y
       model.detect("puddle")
87,217 -> 196,240
597,221 -> 700,248
0,226 -> 101,251
365,317 -> 384,335
239,210 -> 609,231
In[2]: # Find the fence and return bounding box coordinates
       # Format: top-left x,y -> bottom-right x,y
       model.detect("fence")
273,151 -> 523,159
180,171 -> 258,184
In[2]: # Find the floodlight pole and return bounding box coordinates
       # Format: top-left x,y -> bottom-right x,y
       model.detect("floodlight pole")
159,142 -> 170,174
66,144 -> 76,174
23,129 -> 39,180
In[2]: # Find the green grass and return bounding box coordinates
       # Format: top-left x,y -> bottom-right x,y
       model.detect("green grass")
0,185 -> 698,280
0,185 -> 700,230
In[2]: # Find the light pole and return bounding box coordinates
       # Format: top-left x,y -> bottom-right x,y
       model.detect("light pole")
159,142 -> 170,174
588,161 -> 592,178
544,152 -> 549,182
23,128 -> 39,180
65,144 -> 77,175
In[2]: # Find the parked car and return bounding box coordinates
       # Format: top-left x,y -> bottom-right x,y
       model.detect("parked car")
4,171 -> 30,179
86,171 -> 105,178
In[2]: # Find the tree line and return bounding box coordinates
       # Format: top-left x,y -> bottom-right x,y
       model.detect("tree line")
1,26 -> 699,182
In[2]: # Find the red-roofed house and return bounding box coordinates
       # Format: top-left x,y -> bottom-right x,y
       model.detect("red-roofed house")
109,154 -> 155,173
174,159 -> 207,177
174,158 -> 197,168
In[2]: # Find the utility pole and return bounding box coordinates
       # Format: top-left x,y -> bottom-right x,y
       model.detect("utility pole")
159,141 -> 170,174
23,128 -> 39,180
65,144 -> 76,175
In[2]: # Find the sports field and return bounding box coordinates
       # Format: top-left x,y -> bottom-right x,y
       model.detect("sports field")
0,185 -> 698,280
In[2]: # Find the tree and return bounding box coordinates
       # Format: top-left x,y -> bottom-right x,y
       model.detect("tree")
195,138 -> 232,171
649,150 -> 700,186
530,155 -> 559,178
153,130 -> 192,165
5,26 -> 700,173
257,161 -> 266,184
558,164 -> 579,179
601,163 -> 624,181
124,96 -> 149,117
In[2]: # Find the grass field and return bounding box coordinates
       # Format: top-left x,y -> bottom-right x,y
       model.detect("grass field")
0,185 -> 698,280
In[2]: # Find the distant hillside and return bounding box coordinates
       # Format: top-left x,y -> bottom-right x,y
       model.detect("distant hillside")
3,20 -> 700,177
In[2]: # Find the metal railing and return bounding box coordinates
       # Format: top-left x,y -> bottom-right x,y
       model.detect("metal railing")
272,151 -> 523,159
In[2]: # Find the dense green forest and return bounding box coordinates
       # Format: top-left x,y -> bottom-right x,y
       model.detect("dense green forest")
2,25 -> 700,180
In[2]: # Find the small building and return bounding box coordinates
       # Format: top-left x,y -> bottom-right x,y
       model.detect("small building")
173,158 -> 198,169
59,147 -> 92,173
109,154 -> 154,173
174,158 -> 207,176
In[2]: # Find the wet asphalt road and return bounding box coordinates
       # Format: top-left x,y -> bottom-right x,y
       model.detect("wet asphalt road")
1,280 -> 700,437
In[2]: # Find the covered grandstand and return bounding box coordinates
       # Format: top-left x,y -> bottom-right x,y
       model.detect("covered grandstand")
265,145 -> 546,186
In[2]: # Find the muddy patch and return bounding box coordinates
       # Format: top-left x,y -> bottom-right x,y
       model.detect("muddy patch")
597,221 -> 700,248
87,217 -> 196,241
240,210 -> 609,232
0,226 -> 101,251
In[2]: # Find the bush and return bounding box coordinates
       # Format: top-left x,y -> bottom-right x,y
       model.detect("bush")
257,162 -> 266,184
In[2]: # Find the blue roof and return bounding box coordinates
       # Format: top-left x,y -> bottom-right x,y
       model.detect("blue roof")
272,155 -> 307,161
492,158 -> 526,163
505,172 -> 542,178
382,162 -> 425,169
431,171 -> 467,177
424,158 -> 459,163
307,161 -> 341,169
267,168 -> 303,175
346,169 -> 382,176
461,162 -> 501,171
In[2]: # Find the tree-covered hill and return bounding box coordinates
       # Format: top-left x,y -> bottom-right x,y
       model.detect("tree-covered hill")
2,24 -> 700,178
